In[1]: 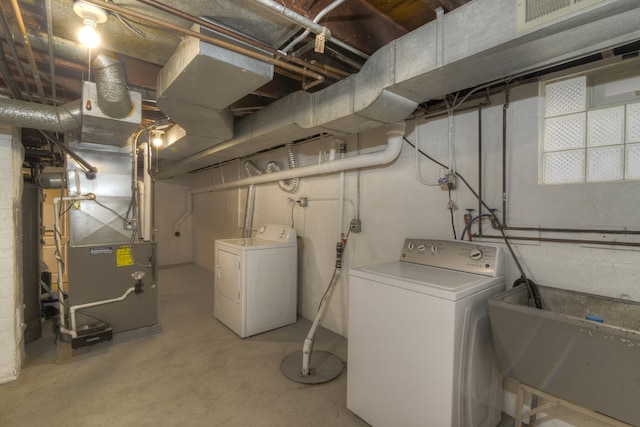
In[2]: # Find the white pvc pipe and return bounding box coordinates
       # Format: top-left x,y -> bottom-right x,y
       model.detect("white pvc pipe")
192,123 -> 405,194
337,139 -> 346,238
302,268 -> 341,375
142,143 -> 152,241
174,192 -> 193,234
172,123 -> 406,235
70,287 -> 137,332
137,180 -> 146,239
53,195 -> 94,331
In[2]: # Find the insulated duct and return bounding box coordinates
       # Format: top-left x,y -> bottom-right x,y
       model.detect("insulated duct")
0,99 -> 82,132
91,53 -> 133,119
0,33 -> 133,132
30,34 -> 134,120
156,0 -> 640,178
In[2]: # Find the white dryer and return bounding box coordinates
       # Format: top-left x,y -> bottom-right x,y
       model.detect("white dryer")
214,224 -> 297,338
347,239 -> 505,427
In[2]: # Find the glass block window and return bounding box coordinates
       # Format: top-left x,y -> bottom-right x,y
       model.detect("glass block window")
542,74 -> 640,184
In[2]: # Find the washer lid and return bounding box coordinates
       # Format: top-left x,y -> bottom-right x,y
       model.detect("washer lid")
215,237 -> 296,250
350,261 -> 504,301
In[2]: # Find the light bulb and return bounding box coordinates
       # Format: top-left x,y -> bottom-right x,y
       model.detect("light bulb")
78,18 -> 100,49
151,131 -> 164,147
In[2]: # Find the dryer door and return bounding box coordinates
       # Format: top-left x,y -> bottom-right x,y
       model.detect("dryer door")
214,247 -> 244,336
216,248 -> 241,303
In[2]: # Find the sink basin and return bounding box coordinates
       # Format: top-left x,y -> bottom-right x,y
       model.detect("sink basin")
488,284 -> 640,425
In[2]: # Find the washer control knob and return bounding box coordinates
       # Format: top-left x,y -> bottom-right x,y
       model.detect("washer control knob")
417,244 -> 426,252
407,241 -> 415,250
469,248 -> 483,260
430,244 -> 438,254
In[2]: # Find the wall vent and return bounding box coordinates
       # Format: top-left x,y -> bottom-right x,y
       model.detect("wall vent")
517,0 -> 606,33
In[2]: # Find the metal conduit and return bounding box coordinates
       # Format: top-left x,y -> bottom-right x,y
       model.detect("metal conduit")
134,0 -> 346,83
253,0 -> 369,60
83,0 -> 326,85
281,0 -> 345,53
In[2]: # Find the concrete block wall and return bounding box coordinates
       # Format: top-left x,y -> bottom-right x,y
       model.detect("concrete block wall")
179,78 -> 640,426
155,178 -> 194,266
0,126 -> 24,384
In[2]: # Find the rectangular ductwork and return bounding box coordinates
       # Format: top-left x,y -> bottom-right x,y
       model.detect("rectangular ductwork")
157,0 -> 640,179
78,81 -> 142,147
156,28 -> 274,152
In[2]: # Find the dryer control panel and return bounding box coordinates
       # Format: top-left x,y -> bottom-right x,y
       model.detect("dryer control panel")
400,239 -> 503,277
256,224 -> 297,243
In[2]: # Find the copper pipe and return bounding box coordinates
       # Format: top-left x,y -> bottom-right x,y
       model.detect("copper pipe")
10,0 -> 46,102
309,60 -> 351,78
476,234 -> 640,247
45,0 -> 56,101
477,103 -> 483,232
83,0 -> 324,85
0,42 -> 23,99
0,7 -> 32,100
135,0 -> 279,55
134,0 -> 345,82
501,89 -> 509,225
493,224 -> 640,235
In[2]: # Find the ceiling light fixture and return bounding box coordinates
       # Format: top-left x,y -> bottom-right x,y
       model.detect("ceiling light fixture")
151,130 -> 164,148
73,1 -> 108,49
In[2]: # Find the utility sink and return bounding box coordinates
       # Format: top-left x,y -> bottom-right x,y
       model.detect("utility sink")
488,284 -> 640,426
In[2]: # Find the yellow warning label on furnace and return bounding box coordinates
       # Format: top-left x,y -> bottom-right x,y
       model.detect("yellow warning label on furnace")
116,246 -> 134,267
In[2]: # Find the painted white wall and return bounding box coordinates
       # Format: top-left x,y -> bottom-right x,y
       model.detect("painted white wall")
155,178 -> 194,266
189,76 -> 640,425
0,125 -> 24,384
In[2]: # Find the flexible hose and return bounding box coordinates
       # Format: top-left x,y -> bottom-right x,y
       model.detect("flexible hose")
460,214 -> 494,240
266,143 -> 300,193
243,161 -> 263,238
513,276 -> 543,309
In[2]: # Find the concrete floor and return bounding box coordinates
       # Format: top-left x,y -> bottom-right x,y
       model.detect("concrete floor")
0,263 -> 367,427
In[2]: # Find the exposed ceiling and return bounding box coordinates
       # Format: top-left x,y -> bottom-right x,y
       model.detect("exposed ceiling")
0,0 -> 470,169
3,0 -> 640,177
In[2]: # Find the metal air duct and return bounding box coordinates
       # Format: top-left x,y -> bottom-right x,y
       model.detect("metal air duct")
0,34 -> 136,140
157,0 -> 640,179
156,28 -> 274,156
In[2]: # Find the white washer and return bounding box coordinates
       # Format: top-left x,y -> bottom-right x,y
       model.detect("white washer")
214,224 -> 297,338
347,239 -> 505,427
